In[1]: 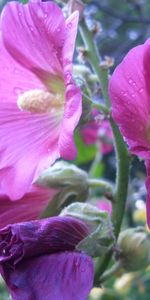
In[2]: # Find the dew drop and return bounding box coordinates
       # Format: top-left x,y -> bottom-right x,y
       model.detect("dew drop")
128,79 -> 133,84
139,88 -> 144,93
14,68 -> 20,74
29,25 -> 34,32
44,13 -> 48,19
67,22 -> 72,29
18,11 -> 22,17
14,87 -> 22,95
65,72 -> 72,84
131,93 -> 135,98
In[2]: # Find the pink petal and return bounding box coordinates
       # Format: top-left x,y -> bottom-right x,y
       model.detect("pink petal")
0,102 -> 61,199
2,252 -> 94,300
109,40 -> 150,158
1,1 -> 66,76
0,185 -> 57,229
0,36 -> 46,103
59,83 -> 82,160
63,11 -> 79,78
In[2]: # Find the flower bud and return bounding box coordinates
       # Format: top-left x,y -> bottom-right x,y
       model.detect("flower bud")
117,227 -> 150,271
89,288 -> 121,300
36,161 -> 89,203
61,202 -> 115,257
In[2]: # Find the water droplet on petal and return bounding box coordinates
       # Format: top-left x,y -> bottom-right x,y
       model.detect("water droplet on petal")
29,25 -> 34,32
18,11 -> 22,17
14,87 -> 22,95
128,79 -> 133,84
139,88 -> 144,93
67,22 -> 72,29
65,72 -> 72,84
57,27 -> 61,32
131,93 -> 135,98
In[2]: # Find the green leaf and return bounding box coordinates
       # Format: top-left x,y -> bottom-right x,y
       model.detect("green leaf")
75,131 -> 97,164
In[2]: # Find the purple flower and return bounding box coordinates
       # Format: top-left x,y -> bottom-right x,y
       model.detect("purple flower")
0,216 -> 94,299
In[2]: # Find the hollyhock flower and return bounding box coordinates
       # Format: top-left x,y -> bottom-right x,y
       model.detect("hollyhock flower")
80,109 -> 113,154
109,39 -> 150,159
0,185 -> 57,229
0,216 -> 94,300
0,0 -> 82,200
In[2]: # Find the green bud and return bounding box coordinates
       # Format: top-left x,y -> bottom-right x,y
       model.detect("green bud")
118,227 -> 150,271
36,161 -> 89,204
89,288 -> 121,300
61,202 -> 115,257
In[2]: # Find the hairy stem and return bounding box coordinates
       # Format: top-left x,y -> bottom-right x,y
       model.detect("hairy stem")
80,18 -> 130,283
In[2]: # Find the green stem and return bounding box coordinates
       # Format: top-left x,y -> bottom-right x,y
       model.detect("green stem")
79,19 -> 110,108
88,178 -> 113,194
80,18 -> 130,283
100,261 -> 122,283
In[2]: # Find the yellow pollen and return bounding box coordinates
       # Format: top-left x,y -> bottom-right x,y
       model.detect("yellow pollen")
17,89 -> 63,113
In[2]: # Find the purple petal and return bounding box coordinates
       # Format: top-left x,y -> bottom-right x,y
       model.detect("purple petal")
0,216 -> 89,264
2,252 -> 94,300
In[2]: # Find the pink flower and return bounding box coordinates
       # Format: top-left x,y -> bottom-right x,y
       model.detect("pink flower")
0,185 -> 57,229
0,1 -> 82,199
109,39 -> 150,159
81,109 -> 113,154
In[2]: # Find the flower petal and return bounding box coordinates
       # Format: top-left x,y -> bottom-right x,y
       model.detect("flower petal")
0,185 -> 57,229
0,34 -> 47,103
1,252 -> 94,300
63,11 -> 79,77
1,1 -> 66,76
109,40 -> 150,158
0,216 -> 89,264
59,83 -> 82,160
0,102 -> 62,199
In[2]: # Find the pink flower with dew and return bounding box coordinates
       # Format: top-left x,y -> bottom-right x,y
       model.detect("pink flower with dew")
0,185 -> 57,229
109,39 -> 150,159
0,0 -> 82,200
97,199 -> 112,215
81,109 -> 113,154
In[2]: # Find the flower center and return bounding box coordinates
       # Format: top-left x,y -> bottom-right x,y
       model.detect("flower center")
17,89 -> 63,113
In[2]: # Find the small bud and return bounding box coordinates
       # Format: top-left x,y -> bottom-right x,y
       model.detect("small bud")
68,0 -> 84,21
117,227 -> 150,271
100,56 -> 114,69
36,161 -> 89,203
61,202 -> 115,257
89,288 -> 121,300
90,21 -> 102,36
77,46 -> 89,62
